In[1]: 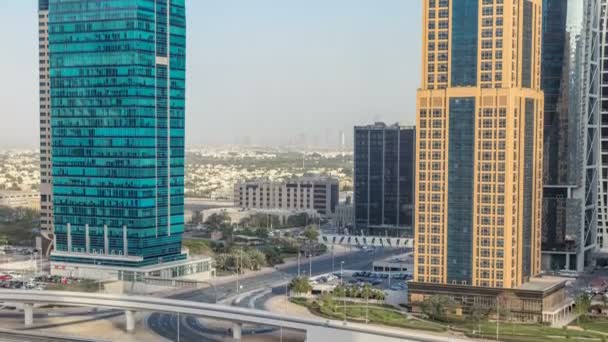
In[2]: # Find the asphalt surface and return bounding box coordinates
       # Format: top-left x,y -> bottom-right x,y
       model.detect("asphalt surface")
147,247 -> 406,342
0,331 -> 103,342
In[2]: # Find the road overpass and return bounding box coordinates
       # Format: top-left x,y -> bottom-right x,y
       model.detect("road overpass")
0,290 -> 467,342
0,328 -> 104,342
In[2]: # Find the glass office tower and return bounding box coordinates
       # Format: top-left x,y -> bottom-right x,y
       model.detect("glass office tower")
49,0 -> 187,269
353,123 -> 415,237
541,0 -> 601,272
413,0 -> 544,289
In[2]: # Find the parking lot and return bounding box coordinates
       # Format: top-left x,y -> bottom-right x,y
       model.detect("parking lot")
309,270 -> 410,295
0,272 -> 86,291
349,271 -> 410,291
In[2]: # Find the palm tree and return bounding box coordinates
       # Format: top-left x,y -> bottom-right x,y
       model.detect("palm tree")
333,285 -> 346,298
575,293 -> 592,324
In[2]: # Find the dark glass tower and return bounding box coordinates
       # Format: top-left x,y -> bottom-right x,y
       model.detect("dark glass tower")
49,0 -> 186,268
353,123 -> 415,237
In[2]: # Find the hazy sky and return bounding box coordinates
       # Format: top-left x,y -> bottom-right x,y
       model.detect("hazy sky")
0,0 -> 421,148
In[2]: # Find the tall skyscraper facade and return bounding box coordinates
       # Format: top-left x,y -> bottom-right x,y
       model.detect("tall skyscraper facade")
598,0 -> 608,252
353,123 -> 415,237
38,0 -> 54,252
49,0 -> 187,270
542,0 -> 601,272
413,0 -> 544,289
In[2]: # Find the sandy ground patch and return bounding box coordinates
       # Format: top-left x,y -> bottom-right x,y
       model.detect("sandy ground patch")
264,295 -> 317,320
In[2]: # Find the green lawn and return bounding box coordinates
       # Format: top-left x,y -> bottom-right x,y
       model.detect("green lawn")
453,321 -> 606,342
290,298 -> 445,333
576,316 -> 608,334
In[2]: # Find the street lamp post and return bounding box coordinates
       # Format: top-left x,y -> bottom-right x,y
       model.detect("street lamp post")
282,280 -> 288,342
308,250 -> 312,278
177,311 -> 180,342
340,261 -> 346,324
371,248 -> 375,272
496,298 -> 500,341
275,266 -> 290,342
365,288 -> 369,324
331,245 -> 335,274
237,248 -> 243,295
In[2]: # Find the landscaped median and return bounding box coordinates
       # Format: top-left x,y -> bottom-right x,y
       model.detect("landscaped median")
289,297 -> 446,332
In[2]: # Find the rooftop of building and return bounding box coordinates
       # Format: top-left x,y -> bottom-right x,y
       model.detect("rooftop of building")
354,122 -> 415,130
517,276 -> 567,293
236,175 -> 339,186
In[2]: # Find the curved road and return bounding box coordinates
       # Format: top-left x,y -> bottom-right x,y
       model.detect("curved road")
148,247 -> 405,341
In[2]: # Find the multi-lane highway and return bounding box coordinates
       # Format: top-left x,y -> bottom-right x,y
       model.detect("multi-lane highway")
147,247 -> 405,341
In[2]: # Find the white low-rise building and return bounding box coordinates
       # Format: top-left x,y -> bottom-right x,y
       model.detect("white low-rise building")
234,176 -> 339,217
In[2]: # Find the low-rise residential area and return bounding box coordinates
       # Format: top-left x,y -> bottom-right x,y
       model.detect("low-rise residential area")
185,147 -> 353,199
0,150 -> 39,192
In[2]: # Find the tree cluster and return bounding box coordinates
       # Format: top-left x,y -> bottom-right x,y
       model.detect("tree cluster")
332,285 -> 385,301
421,295 -> 457,322
213,248 -> 267,273
289,277 -> 313,294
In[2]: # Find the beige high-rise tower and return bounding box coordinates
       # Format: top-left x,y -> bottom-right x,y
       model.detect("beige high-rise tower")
413,0 -> 544,289
38,0 -> 53,254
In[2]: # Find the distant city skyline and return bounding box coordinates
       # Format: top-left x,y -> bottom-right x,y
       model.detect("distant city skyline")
0,0 -> 421,149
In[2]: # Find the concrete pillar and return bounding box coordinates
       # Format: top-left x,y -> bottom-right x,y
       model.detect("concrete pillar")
123,225 -> 128,256
125,310 -> 135,333
24,303 -> 33,327
85,224 -> 90,254
67,223 -> 72,253
231,322 -> 242,340
104,225 -> 109,255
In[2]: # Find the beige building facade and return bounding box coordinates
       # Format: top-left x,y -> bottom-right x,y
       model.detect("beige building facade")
0,191 -> 41,210
38,0 -> 53,242
234,176 -> 339,217
413,0 -> 544,289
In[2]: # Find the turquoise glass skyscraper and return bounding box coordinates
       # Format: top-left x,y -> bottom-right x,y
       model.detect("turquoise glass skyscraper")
49,0 -> 186,268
